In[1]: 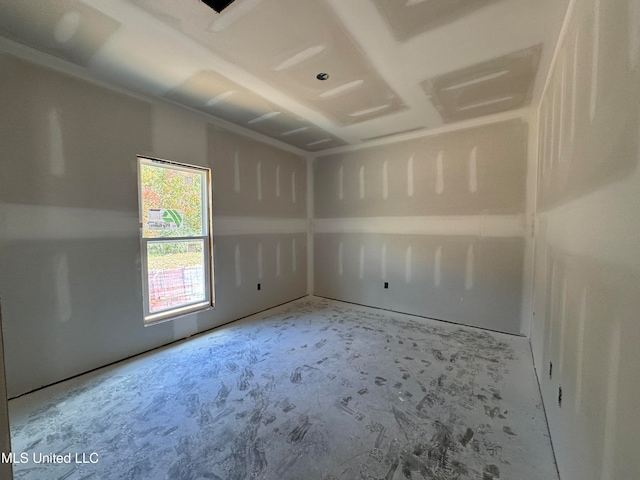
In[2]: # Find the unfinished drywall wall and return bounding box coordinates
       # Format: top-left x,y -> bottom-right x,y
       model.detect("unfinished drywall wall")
530,0 -> 640,479
314,119 -> 529,334
0,51 -> 307,397
208,126 -> 307,218
207,124 -> 308,322
315,233 -> 524,333
315,120 -> 527,217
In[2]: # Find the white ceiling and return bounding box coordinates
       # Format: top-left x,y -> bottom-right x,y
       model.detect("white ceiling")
0,0 -> 569,152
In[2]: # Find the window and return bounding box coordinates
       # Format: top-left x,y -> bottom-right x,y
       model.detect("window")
137,156 -> 214,324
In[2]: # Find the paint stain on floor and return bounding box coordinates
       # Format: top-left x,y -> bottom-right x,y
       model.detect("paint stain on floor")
8,297 -> 558,479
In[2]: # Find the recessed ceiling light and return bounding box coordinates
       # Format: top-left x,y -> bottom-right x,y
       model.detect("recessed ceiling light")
248,112 -> 281,124
275,46 -> 325,71
205,90 -> 235,107
316,73 -> 330,81
282,127 -> 309,136
457,96 -> 515,111
319,79 -> 364,98
348,104 -> 390,117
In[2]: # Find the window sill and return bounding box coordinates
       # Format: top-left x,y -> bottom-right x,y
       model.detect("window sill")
144,301 -> 214,326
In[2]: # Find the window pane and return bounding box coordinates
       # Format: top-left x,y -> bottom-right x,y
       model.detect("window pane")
140,162 -> 205,238
147,240 -> 206,314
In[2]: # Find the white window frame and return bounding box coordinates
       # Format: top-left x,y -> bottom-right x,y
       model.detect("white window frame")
137,156 -> 215,324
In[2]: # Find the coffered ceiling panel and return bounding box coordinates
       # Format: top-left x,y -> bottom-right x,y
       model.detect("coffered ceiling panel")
133,0 -> 407,126
0,0 -> 570,152
422,44 -> 543,123
165,70 -> 346,151
373,0 -> 506,42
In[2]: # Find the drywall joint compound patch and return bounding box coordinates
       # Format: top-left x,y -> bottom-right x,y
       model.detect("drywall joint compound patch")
146,209 -> 183,230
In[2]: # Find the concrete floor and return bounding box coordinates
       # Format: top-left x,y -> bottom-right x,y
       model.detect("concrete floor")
9,297 -> 557,480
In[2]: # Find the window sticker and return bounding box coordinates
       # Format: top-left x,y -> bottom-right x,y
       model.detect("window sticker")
146,208 -> 184,230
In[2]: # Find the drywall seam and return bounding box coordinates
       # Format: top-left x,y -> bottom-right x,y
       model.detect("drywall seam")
0,204 -> 138,240
524,108 -> 541,337
536,0 -> 577,120
306,155 -> 314,294
314,215 -> 525,237
589,0 -> 600,123
529,0 -> 575,348
574,286 -> 587,412
213,216 -> 307,236
601,323 -> 621,480
312,108 -> 530,158
434,245 -> 442,287
291,171 -> 297,204
407,156 -> 414,197
0,36 -> 309,158
0,207 -> 308,240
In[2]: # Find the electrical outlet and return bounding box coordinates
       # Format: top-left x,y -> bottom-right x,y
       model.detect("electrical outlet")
549,362 -> 553,379
257,283 -> 261,291
384,282 -> 389,289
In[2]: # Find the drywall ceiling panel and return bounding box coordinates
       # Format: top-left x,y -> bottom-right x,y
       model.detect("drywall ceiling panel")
373,0 -> 506,42
423,44 -> 542,123
165,70 -> 273,124
0,0 -> 120,67
246,114 -> 347,152
165,71 -> 346,151
132,0 -> 407,126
